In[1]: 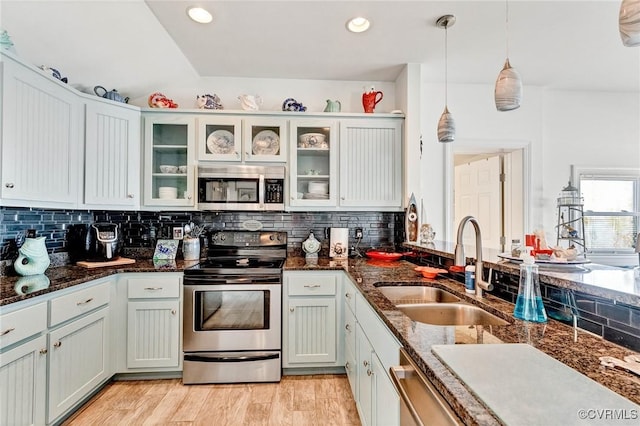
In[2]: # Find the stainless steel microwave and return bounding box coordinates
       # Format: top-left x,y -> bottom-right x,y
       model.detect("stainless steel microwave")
197,165 -> 285,211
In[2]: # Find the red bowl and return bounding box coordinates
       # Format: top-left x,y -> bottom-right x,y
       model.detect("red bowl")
414,266 -> 448,279
366,251 -> 403,262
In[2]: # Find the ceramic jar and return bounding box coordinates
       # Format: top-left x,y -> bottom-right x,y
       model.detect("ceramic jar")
182,237 -> 201,261
14,236 -> 50,276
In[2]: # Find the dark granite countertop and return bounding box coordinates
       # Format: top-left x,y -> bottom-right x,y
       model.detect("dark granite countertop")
1,259 -> 195,307
403,241 -> 640,308
3,254 -> 639,425
285,256 -> 640,425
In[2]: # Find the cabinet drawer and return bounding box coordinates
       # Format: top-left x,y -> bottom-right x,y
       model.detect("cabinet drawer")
288,274 -> 337,296
127,276 -> 180,299
49,282 -> 110,327
355,292 -> 400,370
343,277 -> 358,314
344,301 -> 356,355
0,302 -> 47,348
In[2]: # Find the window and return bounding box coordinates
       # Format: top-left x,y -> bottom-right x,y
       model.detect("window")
578,170 -> 640,254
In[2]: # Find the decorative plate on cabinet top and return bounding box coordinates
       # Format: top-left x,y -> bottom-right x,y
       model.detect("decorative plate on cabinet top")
252,130 -> 280,155
206,130 -> 235,154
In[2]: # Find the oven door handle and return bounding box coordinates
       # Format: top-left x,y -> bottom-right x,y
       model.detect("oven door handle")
184,353 -> 280,363
184,276 -> 280,285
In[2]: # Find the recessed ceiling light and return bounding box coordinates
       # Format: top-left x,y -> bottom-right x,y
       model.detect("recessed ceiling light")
347,17 -> 370,33
187,6 -> 213,24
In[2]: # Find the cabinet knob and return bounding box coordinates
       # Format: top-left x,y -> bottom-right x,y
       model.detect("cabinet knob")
363,360 -> 369,367
235,151 -> 240,157
171,309 -> 176,315
40,348 -> 48,355
367,369 -> 373,377
345,293 -> 351,299
5,183 -> 14,188
345,361 -> 351,370
53,341 -> 62,348
290,307 -> 295,312
341,197 -> 345,200
291,196 -> 294,201
187,195 -> 192,200
345,324 -> 351,331
245,152 -> 250,157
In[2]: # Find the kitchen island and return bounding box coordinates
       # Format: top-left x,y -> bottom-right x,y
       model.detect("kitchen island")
285,255 -> 640,425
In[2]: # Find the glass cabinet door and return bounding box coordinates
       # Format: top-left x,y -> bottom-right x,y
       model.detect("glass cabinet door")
289,120 -> 337,208
198,116 -> 242,162
144,115 -> 196,207
243,117 -> 288,162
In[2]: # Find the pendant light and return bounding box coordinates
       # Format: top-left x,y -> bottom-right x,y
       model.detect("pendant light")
494,0 -> 522,111
436,14 -> 456,143
619,0 -> 640,47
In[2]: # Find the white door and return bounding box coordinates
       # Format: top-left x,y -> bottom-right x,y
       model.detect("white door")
454,156 -> 503,251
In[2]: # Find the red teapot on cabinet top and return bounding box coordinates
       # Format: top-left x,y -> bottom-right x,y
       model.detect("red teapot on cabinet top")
362,86 -> 383,113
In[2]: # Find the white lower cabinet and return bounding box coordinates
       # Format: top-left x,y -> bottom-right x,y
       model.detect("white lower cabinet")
123,273 -> 182,371
283,271 -> 343,368
47,307 -> 110,423
127,300 -> 180,368
0,335 -> 47,426
344,277 -> 401,426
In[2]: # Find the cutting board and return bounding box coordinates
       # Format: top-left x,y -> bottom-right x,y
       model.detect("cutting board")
76,257 -> 136,268
432,344 -> 640,425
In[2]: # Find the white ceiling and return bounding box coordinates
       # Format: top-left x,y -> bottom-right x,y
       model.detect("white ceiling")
1,0 -> 639,99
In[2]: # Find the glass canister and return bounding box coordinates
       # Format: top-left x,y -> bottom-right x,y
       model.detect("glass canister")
513,255 -> 547,322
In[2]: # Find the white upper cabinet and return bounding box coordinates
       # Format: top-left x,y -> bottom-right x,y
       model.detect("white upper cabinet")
196,115 -> 287,163
143,114 -> 196,208
83,97 -> 141,209
339,118 -> 403,209
289,119 -> 338,208
1,52 -> 82,208
242,117 -> 288,162
198,116 -> 242,162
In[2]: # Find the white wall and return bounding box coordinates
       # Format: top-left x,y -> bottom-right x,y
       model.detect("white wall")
541,90 -> 640,235
419,75 -> 640,247
128,76 -> 397,114
421,79 -> 544,240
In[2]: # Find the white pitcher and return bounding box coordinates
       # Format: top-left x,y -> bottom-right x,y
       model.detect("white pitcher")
238,94 -> 262,111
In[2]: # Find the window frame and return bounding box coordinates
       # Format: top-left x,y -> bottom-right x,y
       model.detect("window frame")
574,167 -> 640,256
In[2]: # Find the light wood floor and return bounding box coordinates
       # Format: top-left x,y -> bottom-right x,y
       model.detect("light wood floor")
62,375 -> 361,426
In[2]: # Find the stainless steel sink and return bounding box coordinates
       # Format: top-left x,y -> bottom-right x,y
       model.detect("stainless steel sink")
396,303 -> 508,326
377,286 -> 461,304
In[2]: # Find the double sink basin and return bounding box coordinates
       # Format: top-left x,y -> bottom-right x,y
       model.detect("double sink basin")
376,285 -> 508,326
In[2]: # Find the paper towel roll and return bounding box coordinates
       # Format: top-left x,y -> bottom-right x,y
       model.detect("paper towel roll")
330,228 -> 349,258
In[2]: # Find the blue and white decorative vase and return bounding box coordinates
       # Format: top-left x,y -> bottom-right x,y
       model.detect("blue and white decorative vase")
14,237 -> 50,276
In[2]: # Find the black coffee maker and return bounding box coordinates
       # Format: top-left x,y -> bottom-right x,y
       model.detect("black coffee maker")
67,223 -> 121,262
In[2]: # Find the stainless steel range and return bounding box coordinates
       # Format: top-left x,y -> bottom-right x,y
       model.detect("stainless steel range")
182,230 -> 286,384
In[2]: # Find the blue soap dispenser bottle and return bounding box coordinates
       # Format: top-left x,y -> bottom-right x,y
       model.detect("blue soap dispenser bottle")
514,255 -> 547,322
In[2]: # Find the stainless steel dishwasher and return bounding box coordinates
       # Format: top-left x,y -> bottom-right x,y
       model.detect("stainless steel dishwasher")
389,348 -> 462,426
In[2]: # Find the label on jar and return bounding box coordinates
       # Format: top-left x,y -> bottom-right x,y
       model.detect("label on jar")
465,266 -> 475,293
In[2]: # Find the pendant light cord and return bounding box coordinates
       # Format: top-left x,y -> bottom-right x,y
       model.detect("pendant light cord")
505,0 -> 510,59
444,22 -> 448,107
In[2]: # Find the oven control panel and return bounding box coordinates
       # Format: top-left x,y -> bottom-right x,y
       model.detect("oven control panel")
209,231 -> 287,247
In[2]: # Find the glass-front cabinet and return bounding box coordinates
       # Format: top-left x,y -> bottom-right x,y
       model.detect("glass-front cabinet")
143,114 -> 196,207
198,116 -> 242,162
197,116 -> 287,163
289,120 -> 338,208
243,117 -> 288,163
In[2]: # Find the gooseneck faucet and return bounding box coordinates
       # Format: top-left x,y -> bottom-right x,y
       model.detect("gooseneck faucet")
454,216 -> 494,298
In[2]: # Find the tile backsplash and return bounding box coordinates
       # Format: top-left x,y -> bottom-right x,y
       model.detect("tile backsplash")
1,207 -> 405,261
